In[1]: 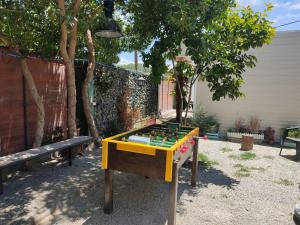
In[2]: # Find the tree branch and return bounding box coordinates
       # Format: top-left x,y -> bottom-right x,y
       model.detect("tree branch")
68,0 -> 81,60
57,0 -> 70,63
82,29 -> 99,142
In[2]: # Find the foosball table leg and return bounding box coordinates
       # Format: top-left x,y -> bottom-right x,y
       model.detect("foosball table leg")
168,163 -> 178,225
104,169 -> 113,214
191,137 -> 199,187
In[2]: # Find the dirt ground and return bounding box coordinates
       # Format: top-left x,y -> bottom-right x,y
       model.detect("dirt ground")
0,140 -> 299,225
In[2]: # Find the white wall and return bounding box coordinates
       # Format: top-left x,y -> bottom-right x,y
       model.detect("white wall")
194,31 -> 300,141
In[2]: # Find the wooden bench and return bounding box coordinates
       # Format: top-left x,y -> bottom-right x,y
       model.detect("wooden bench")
0,136 -> 92,194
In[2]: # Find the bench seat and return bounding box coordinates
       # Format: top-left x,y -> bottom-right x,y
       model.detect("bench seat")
0,136 -> 92,194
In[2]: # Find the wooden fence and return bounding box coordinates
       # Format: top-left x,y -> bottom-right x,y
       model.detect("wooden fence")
158,80 -> 174,113
0,50 -> 67,156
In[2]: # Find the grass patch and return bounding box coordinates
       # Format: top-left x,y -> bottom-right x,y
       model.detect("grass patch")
233,163 -> 266,178
233,163 -> 251,177
274,178 -> 294,186
263,155 -> 275,160
229,152 -> 256,160
198,153 -> 218,168
220,147 -> 233,153
240,152 -> 256,160
234,166 -> 251,178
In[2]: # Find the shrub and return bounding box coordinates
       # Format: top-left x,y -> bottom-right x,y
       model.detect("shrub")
289,129 -> 300,138
191,106 -> 219,134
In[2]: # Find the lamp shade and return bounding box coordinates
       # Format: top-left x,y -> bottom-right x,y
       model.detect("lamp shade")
95,0 -> 123,38
95,18 -> 123,38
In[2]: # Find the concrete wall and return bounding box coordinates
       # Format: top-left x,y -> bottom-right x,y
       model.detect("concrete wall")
194,31 -> 300,141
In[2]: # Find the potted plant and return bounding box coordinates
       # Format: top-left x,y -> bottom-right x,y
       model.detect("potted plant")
227,117 -> 264,144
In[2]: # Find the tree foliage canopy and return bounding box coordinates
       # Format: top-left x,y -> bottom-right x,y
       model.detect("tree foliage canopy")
0,0 -> 123,64
120,0 -> 275,100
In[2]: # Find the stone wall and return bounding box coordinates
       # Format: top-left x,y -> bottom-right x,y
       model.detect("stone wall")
92,63 -> 158,136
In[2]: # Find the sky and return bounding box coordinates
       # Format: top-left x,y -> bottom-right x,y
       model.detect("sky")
118,0 -> 300,65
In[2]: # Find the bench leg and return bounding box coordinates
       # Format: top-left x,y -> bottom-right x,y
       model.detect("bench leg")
168,163 -> 178,225
279,138 -> 285,155
68,149 -> 72,166
0,169 -> 3,195
296,143 -> 300,162
104,169 -> 113,214
191,137 -> 199,187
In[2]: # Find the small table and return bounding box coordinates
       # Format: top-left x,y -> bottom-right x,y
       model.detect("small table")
285,137 -> 300,161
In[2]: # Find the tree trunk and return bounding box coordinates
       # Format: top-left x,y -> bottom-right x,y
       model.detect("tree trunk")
175,74 -> 184,124
172,59 -> 184,124
183,80 -> 193,125
65,62 -> 78,138
57,0 -> 80,139
82,29 -> 98,143
19,57 -> 45,148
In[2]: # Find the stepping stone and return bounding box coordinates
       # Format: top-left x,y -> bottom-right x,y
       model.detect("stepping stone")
295,204 -> 300,221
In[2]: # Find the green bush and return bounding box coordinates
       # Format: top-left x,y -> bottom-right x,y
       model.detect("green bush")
190,106 -> 219,134
288,129 -> 300,138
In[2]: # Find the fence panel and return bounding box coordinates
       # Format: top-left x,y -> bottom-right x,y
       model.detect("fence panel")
0,50 -> 67,156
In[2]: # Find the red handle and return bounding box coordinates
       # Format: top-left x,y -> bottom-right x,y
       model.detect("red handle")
180,146 -> 188,153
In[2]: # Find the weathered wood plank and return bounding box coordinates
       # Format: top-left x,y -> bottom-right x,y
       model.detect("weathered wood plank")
168,163 -> 178,225
104,169 -> 113,214
191,137 -> 199,187
0,136 -> 92,168
108,143 -> 166,180
286,137 -> 300,143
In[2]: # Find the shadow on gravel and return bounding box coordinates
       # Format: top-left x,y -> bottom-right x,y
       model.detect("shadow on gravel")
198,166 -> 240,190
280,154 -> 299,162
0,149 -> 239,225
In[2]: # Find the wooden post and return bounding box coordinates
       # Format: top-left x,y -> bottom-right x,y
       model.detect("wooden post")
104,169 -> 113,214
191,137 -> 199,187
241,135 -> 254,151
168,163 -> 178,225
0,169 -> 3,195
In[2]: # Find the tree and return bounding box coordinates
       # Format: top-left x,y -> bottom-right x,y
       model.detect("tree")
1,1 -> 123,149
76,1 -> 123,143
0,1 -> 59,147
181,4 -> 275,124
81,29 -> 99,142
57,0 -> 81,141
120,1 -> 275,123
119,0 -> 234,123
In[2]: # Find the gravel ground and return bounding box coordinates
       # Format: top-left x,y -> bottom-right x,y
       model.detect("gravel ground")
0,140 -> 299,225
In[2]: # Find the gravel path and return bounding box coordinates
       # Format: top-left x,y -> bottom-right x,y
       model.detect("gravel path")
0,140 -> 299,225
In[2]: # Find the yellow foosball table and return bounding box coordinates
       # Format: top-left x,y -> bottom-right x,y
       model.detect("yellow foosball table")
101,123 -> 199,225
